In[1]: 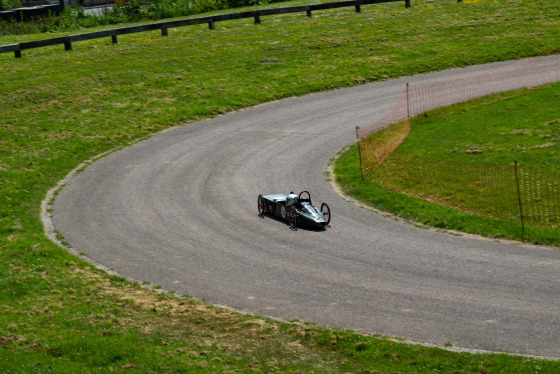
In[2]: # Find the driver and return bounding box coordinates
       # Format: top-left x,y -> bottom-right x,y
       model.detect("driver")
286,192 -> 299,207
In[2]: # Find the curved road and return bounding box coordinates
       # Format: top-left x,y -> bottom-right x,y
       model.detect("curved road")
51,59 -> 560,358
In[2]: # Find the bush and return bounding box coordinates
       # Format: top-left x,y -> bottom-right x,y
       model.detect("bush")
146,0 -> 229,18
0,0 -> 22,11
226,0 -> 263,8
112,0 -> 143,22
0,0 -> 291,35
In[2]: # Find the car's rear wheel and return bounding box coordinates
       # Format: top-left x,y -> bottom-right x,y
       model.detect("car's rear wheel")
258,195 -> 265,216
288,206 -> 297,228
320,203 -> 331,225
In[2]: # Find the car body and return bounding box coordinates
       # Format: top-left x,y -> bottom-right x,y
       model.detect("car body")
258,191 -> 331,229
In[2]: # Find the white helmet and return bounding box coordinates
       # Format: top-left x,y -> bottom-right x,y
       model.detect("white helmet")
286,193 -> 298,207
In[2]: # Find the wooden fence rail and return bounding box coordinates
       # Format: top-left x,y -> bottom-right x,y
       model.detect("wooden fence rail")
1,0 -> 409,58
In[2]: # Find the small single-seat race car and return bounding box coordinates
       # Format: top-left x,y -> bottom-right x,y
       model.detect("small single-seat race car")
258,191 -> 331,229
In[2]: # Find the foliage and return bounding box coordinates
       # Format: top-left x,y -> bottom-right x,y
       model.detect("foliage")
226,0 -> 265,9
144,0 -> 230,19
112,0 -> 143,22
0,0 -> 287,35
0,0 -> 22,11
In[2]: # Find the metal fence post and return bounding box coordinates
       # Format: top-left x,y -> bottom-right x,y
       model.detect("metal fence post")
406,83 -> 411,128
356,126 -> 364,180
514,160 -> 525,241
406,82 -> 410,118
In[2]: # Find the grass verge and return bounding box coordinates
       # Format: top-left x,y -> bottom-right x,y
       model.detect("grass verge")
402,84 -> 560,169
335,142 -> 560,246
337,84 -> 560,246
2,0 -> 560,371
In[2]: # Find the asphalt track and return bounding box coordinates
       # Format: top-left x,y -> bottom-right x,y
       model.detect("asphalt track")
50,58 -> 560,358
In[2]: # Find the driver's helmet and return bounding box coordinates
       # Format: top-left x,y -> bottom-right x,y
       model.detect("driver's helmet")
286,193 -> 299,207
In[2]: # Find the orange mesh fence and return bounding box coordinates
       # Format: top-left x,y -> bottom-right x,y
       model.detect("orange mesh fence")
407,55 -> 560,118
517,165 -> 560,228
367,149 -> 520,221
357,55 -> 560,229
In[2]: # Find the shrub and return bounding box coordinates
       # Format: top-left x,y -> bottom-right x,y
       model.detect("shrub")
0,0 -> 291,35
112,0 -> 143,22
0,0 -> 22,11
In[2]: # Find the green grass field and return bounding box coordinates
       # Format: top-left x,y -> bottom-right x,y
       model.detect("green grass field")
2,0 -> 560,371
338,84 -> 560,246
402,85 -> 560,169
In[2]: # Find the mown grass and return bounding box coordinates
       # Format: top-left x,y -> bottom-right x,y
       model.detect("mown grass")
336,142 -> 560,245
2,0 -> 560,371
402,84 -> 560,169
338,84 -> 560,246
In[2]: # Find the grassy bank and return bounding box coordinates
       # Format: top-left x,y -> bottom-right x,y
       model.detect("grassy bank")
2,0 -> 560,371
401,85 -> 560,169
335,142 -> 560,246
336,84 -> 560,246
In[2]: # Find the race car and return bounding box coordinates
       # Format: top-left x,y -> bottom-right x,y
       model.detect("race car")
257,191 -> 331,229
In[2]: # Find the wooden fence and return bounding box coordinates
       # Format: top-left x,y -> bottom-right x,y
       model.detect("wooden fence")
1,0 -> 410,58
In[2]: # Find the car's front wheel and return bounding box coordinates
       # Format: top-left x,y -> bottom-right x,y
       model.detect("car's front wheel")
320,203 -> 331,225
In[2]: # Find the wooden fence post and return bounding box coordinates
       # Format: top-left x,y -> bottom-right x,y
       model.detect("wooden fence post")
64,38 -> 72,51
355,2 -> 362,13
405,0 -> 411,8
112,35 -> 118,44
208,20 -> 215,30
161,27 -> 168,36
254,12 -> 261,24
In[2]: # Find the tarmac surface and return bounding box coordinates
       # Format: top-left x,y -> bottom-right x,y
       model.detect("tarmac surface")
50,58 -> 560,358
